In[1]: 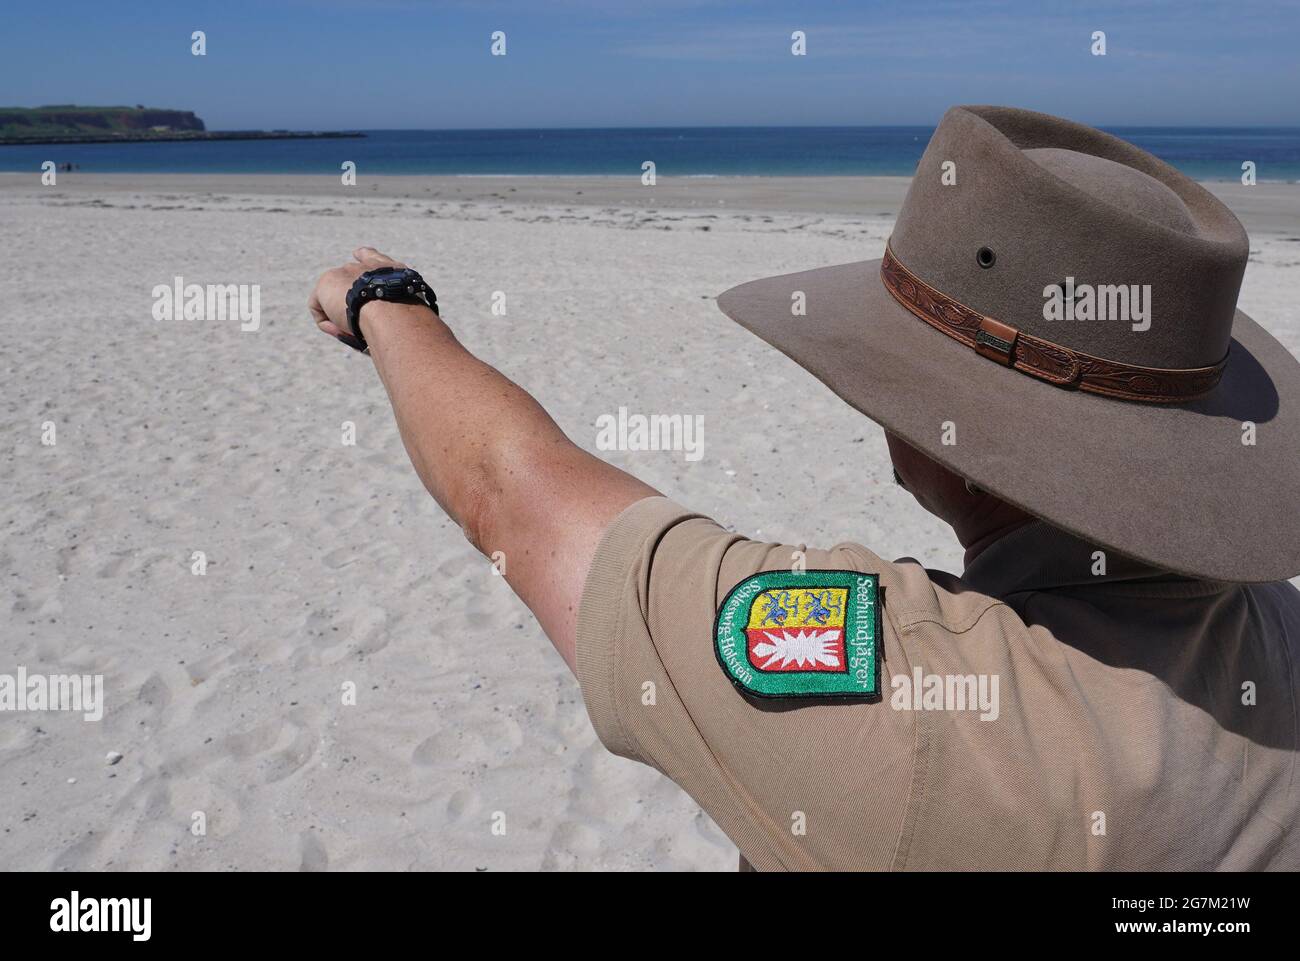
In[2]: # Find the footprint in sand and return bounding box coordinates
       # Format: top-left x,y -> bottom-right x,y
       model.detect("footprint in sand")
223,717 -> 317,783
51,831 -> 107,872
299,830 -> 329,871
412,727 -> 486,766
540,821 -> 602,870
445,788 -> 479,821
138,671 -> 172,712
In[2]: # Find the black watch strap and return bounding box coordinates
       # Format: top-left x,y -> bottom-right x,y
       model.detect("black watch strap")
342,268 -> 438,354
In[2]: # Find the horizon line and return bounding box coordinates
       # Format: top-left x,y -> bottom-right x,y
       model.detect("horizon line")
225,122 -> 1300,132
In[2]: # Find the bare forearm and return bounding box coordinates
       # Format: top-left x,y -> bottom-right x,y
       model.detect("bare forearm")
359,302 -> 658,665
362,302 -> 568,541
309,249 -> 658,670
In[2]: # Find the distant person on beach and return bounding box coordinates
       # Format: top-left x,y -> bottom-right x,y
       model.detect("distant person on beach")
307,107 -> 1300,870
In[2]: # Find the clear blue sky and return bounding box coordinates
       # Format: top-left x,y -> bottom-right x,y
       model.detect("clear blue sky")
2,0 -> 1296,129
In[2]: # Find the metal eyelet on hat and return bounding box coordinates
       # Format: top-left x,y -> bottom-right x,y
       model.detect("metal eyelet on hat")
976,247 -> 996,268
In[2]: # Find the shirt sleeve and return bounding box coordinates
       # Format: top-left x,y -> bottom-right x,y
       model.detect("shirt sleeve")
575,495 -> 920,871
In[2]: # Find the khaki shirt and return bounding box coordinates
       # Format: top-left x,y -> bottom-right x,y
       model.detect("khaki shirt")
576,497 -> 1300,870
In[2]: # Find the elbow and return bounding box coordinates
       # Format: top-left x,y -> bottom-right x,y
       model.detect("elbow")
456,431 -> 573,557
456,460 -> 501,557
443,419 -> 576,559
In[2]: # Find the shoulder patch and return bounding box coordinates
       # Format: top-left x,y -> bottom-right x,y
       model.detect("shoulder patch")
713,570 -> 881,700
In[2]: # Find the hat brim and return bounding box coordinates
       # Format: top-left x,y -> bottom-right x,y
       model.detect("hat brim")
717,259 -> 1300,583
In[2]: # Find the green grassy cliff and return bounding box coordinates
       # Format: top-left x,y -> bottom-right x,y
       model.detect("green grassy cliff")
0,105 -> 205,139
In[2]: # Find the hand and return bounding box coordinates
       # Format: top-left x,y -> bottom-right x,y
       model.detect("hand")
307,246 -> 407,343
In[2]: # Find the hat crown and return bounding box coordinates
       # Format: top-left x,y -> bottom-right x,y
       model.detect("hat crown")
1025,148 -> 1197,234
889,106 -> 1249,369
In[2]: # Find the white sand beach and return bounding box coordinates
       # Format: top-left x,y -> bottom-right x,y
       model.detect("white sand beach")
2,172 -> 1298,870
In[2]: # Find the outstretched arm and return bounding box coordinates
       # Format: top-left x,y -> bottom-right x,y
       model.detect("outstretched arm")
309,247 -> 658,671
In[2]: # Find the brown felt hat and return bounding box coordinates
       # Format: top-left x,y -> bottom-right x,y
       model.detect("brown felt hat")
716,105 -> 1300,583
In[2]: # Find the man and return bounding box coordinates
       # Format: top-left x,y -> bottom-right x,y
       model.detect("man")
308,106 -> 1300,870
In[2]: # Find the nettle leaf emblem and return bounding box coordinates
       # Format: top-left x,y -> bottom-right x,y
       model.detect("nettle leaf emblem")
752,629 -> 842,670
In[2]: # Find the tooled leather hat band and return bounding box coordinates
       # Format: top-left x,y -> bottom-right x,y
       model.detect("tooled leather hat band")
879,245 -> 1227,403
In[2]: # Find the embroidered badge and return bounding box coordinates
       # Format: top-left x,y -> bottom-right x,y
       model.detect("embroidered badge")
713,570 -> 881,700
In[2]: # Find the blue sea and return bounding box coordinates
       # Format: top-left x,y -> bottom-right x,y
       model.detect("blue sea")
3,127 -> 1299,181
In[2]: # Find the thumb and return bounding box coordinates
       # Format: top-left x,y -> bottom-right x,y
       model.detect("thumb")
353,246 -> 404,269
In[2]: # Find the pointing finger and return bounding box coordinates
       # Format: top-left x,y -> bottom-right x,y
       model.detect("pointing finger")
353,246 -> 404,269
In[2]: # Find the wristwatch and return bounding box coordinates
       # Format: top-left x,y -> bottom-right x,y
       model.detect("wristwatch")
341,266 -> 438,353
